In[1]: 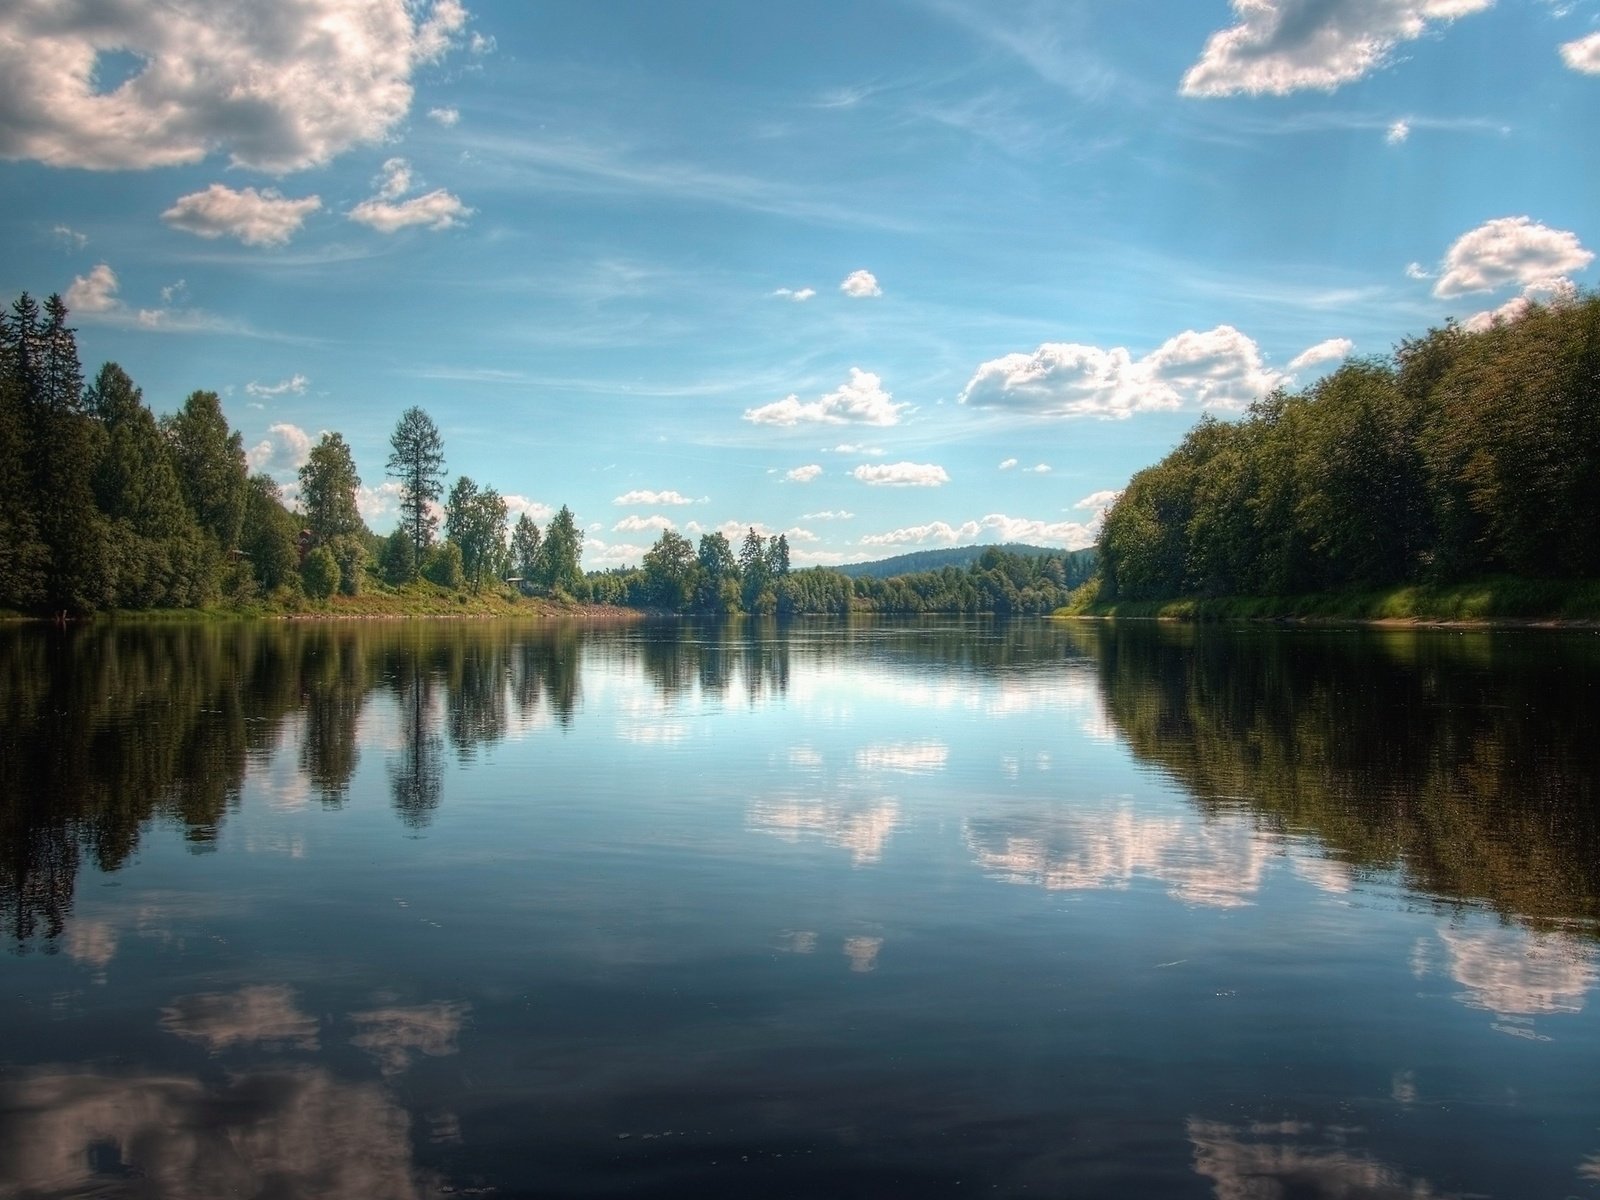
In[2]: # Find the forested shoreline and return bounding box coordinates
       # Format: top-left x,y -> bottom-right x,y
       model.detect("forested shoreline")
1094,292 -> 1600,608
0,291 -> 1090,620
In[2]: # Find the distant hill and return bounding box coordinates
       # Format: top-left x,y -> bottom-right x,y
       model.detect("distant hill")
836,543 -> 1096,580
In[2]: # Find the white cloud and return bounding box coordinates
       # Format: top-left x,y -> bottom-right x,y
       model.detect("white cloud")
1561,31 -> 1600,72
247,422 -> 313,474
0,0 -> 469,173
376,157 -> 413,200
831,443 -> 886,456
999,458 -> 1019,470
64,263 -> 120,313
786,464 -> 823,483
1024,463 -> 1052,474
350,188 -> 471,233
53,224 -> 87,249
611,489 -> 694,508
1181,0 -> 1493,97
613,489 -> 694,506
1288,337 -> 1355,370
802,510 -> 854,520
744,368 -> 906,427
1461,277 -> 1578,332
1405,261 -> 1433,280
160,280 -> 187,304
1433,216 -> 1594,298
503,494 -> 553,524
584,536 -> 649,569
839,269 -> 882,298
428,106 -> 461,126
772,286 -> 816,301
614,514 -> 675,533
357,480 -> 405,523
1074,489 -> 1123,511
961,325 -> 1283,418
1386,119 -> 1411,144
162,184 -> 322,246
852,461 -> 950,488
245,374 -> 309,398
860,513 -> 1098,550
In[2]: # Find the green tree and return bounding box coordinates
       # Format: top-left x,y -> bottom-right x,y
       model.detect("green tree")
240,474 -> 301,594
386,406 -> 445,575
301,544 -> 339,599
642,528 -> 696,609
510,513 -> 542,582
298,432 -> 364,547
537,505 -> 583,592
424,540 -> 464,590
445,476 -> 508,592
738,528 -> 769,611
694,532 -> 737,613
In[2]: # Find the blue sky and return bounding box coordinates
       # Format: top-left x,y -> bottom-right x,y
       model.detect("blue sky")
2,0 -> 1596,568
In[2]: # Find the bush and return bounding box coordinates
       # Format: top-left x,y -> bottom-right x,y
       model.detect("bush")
330,535 -> 366,596
380,528 -> 415,585
423,541 -> 464,590
301,545 -> 340,599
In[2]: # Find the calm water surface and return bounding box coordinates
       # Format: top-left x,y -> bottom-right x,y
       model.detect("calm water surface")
2,618 -> 1598,1198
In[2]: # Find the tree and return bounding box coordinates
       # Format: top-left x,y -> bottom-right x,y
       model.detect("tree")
164,390 -> 247,556
538,505 -> 583,592
694,532 -> 737,613
240,474 -> 301,594
444,476 -> 508,592
766,532 -> 791,578
642,528 -> 696,609
298,432 -> 364,546
386,406 -> 445,575
510,513 -> 542,581
302,544 -> 340,599
739,528 -> 770,612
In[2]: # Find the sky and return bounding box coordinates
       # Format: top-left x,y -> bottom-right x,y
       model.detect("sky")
1,0 -> 1596,569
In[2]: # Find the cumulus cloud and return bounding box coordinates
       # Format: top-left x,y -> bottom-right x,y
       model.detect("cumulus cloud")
1386,119 -> 1411,144
427,106 -> 461,126
839,269 -> 882,298
376,157 -> 414,200
614,489 -> 694,506
245,374 -> 309,399
786,464 -> 823,483
1024,463 -> 1052,474
961,325 -> 1283,418
53,224 -> 87,249
803,510 -> 854,520
1561,31 -> 1600,72
583,536 -> 649,569
860,513 -> 1098,550
64,263 -> 120,313
357,480 -> 404,523
999,458 -> 1019,470
1288,337 -> 1354,370
504,494 -> 554,524
0,0 -> 470,173
772,286 -> 816,301
1432,216 -> 1594,298
831,443 -> 886,456
852,461 -> 950,488
614,514 -> 675,533
350,189 -> 471,233
1405,261 -> 1433,280
162,185 -> 321,246
1461,277 -> 1578,332
1074,489 -> 1123,511
1181,0 -> 1493,97
744,368 -> 906,427
247,423 -> 314,474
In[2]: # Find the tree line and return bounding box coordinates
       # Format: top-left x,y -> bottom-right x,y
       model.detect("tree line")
0,292 -> 586,613
2,289 -> 1093,617
1097,291 -> 1600,601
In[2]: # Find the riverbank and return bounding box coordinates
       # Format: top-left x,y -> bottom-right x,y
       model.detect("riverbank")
1058,576 -> 1600,626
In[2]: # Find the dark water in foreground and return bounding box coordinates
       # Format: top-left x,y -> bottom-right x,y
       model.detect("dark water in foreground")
2,618 -> 1598,1199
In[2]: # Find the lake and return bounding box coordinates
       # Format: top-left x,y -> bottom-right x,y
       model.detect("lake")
2,618 -> 1598,1198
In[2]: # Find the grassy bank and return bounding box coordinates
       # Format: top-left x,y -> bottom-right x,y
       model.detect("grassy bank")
1058,576 -> 1600,625
3,581 -> 642,623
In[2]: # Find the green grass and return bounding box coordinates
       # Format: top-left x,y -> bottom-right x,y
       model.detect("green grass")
1056,576 -> 1600,624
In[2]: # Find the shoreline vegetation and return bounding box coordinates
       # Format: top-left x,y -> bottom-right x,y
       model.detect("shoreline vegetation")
5,287 -> 1595,629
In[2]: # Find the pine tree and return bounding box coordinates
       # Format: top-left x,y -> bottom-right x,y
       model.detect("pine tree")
386,407 -> 445,575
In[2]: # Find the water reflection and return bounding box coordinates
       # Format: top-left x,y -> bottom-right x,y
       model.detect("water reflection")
1187,1119 -> 1455,1199
0,1067 -> 437,1199
160,984 -> 320,1053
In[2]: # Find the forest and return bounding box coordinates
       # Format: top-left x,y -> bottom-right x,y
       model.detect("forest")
0,291 -> 1086,618
1096,291 -> 1600,602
